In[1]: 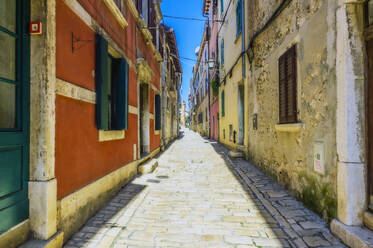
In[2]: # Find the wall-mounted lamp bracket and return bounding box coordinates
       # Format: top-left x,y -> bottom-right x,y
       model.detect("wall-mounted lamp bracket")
72,32 -> 93,53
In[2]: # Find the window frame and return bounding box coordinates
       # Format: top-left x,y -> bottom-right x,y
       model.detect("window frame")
221,90 -> 225,117
278,45 -> 298,124
236,0 -> 242,38
95,34 -> 129,132
220,39 -> 224,65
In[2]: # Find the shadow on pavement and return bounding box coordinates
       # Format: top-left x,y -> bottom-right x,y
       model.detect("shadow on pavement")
64,183 -> 146,248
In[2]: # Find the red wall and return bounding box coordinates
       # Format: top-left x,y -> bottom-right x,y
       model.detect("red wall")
55,1 -> 151,199
55,96 -> 138,199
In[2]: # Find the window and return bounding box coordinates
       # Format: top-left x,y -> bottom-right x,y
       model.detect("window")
367,0 -> 373,26
114,0 -> 125,15
155,94 -> 161,130
220,0 -> 224,14
198,113 -> 203,124
236,0 -> 242,38
220,39 -> 224,65
278,45 -> 297,124
96,34 -> 129,130
221,90 -> 225,117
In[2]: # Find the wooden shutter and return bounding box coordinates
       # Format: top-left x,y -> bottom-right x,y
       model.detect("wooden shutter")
278,45 -> 297,124
221,90 -> 225,117
221,40 -> 224,65
236,0 -> 242,37
155,94 -> 161,130
112,58 -> 129,130
95,34 -> 109,130
137,0 -> 142,14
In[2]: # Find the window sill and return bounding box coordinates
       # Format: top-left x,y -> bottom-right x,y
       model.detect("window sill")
275,123 -> 304,133
364,211 -> 373,231
99,130 -> 125,142
234,33 -> 242,44
103,0 -> 128,28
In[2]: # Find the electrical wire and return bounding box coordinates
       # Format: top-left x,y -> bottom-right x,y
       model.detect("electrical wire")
163,15 -> 208,22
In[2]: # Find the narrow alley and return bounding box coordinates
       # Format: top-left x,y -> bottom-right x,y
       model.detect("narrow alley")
64,129 -> 344,248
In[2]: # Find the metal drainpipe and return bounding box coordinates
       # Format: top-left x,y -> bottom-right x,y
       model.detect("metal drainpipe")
241,0 -> 245,78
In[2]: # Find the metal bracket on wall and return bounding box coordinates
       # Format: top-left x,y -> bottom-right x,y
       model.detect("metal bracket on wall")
72,32 -> 93,53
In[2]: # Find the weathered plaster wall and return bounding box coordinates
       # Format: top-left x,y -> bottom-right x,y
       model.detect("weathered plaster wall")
246,0 -> 338,221
219,63 -> 246,149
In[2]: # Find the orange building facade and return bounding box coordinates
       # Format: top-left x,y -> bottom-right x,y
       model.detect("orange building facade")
0,0 -> 166,247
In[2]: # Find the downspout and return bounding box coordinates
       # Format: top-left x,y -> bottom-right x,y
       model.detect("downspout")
241,0 -> 245,78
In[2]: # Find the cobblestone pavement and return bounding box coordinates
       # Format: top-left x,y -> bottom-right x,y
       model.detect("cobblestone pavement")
64,128 -> 346,248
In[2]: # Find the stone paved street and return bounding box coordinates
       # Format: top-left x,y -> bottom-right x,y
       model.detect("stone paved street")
64,128 -> 346,248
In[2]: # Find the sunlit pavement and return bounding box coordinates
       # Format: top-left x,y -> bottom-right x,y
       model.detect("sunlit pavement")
64,128 -> 345,248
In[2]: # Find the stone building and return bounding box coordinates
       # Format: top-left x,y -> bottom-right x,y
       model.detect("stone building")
203,0 -> 220,141
189,0 -> 373,246
0,0 -> 179,247
220,0 -> 373,246
180,101 -> 187,127
189,27 -> 210,137
160,25 -> 182,147
218,0 -> 248,150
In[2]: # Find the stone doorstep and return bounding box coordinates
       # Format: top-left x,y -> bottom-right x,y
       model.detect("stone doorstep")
138,159 -> 159,175
364,211 -> 373,231
229,150 -> 245,159
19,231 -> 64,248
331,219 -> 373,248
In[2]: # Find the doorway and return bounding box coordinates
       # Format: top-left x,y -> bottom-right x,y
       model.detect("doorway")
238,84 -> 244,145
139,83 -> 149,157
0,0 -> 30,233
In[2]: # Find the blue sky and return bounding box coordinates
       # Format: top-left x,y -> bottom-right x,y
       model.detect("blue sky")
160,0 -> 206,110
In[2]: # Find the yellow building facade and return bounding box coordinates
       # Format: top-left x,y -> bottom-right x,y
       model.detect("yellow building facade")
218,0 -> 248,151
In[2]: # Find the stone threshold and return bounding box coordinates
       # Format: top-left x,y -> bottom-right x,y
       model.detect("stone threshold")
331,220 -> 373,248
214,142 -> 346,247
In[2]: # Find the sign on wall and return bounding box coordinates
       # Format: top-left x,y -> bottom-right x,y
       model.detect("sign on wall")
314,141 -> 325,175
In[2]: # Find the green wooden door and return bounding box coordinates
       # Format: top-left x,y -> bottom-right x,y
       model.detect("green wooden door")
0,0 -> 30,234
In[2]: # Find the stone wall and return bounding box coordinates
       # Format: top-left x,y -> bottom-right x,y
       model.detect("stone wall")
246,0 -> 338,221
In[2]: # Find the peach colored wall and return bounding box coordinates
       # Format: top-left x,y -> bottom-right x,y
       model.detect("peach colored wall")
55,1 -> 141,199
56,0 -> 95,90
55,96 -> 138,199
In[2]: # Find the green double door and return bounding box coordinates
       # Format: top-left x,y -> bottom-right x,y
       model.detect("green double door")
0,0 -> 30,233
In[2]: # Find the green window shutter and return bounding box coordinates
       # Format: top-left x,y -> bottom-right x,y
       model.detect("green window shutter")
236,0 -> 242,38
221,40 -> 224,65
112,58 -> 129,130
95,34 -> 109,130
221,90 -> 225,117
220,0 -> 224,13
155,94 -> 161,130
